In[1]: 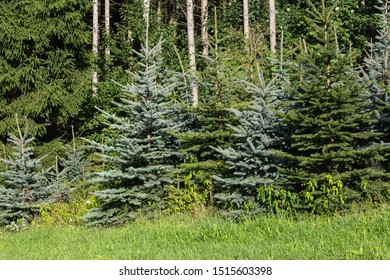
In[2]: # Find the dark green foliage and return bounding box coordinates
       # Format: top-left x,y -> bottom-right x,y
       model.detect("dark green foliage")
211,72 -> 283,215
0,118 -> 53,225
278,0 -> 387,195
0,0 -> 92,141
175,34 -> 253,178
84,40 -> 185,226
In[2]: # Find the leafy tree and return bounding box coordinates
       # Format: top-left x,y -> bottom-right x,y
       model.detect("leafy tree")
278,0 -> 387,197
0,116 -> 53,225
84,39 -> 185,226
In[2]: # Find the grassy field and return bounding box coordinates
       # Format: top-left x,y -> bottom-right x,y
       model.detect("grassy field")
1,205 -> 390,260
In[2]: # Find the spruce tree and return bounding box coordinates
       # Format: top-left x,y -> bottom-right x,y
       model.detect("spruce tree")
279,0 -> 386,196
0,116 -> 52,225
211,72 -> 283,214
0,0 -> 91,140
84,39 -> 185,226
174,31 -> 252,178
364,0 -> 390,143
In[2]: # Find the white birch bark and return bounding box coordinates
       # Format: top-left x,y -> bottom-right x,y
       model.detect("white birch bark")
92,0 -> 99,96
187,0 -> 198,107
269,0 -> 277,53
201,0 -> 209,57
243,0 -> 250,41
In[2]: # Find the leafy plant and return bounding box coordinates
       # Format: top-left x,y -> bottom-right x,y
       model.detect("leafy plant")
166,169 -> 213,214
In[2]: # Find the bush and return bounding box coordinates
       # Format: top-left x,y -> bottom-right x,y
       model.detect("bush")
39,183 -> 98,226
166,170 -> 213,214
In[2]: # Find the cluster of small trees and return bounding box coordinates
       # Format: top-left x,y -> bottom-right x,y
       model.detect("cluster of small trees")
1,0 -> 390,226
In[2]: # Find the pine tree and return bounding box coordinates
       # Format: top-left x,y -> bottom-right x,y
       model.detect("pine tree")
279,0 -> 387,196
84,39 -> 185,226
0,116 -> 52,225
364,0 -> 390,143
211,72 -> 282,215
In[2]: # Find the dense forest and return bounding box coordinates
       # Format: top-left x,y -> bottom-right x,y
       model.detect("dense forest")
1,0 -> 390,227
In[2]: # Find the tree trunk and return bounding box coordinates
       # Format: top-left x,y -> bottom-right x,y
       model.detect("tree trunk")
269,0 -> 276,53
144,0 -> 150,50
105,0 -> 110,57
243,0 -> 250,41
187,0 -> 198,107
92,0 -> 99,96
201,0 -> 209,57
157,0 -> 162,25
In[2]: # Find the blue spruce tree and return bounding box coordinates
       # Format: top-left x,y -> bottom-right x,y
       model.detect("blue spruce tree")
365,0 -> 390,143
212,72 -> 283,216
0,116 -> 52,225
84,39 -> 185,226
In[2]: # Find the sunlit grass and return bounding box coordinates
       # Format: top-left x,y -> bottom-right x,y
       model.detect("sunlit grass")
1,205 -> 390,260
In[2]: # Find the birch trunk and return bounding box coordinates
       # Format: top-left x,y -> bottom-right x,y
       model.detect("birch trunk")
269,0 -> 276,53
105,0 -> 110,57
92,0 -> 99,96
187,0 -> 198,107
201,0 -> 209,57
243,0 -> 250,41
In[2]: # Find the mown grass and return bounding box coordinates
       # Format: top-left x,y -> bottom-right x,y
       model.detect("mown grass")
1,205 -> 390,260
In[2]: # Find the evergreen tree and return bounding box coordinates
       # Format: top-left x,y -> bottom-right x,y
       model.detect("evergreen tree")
279,0 -> 387,195
212,72 -> 283,215
0,0 -> 92,140
174,32 -> 252,179
60,127 -> 87,183
0,116 -> 52,225
84,39 -> 185,226
364,0 -> 390,143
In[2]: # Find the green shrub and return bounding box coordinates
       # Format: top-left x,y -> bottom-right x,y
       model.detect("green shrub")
256,185 -> 299,213
166,170 -> 213,214
300,174 -> 346,214
39,184 -> 98,226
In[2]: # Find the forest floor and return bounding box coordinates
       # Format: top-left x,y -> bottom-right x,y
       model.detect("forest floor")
1,204 -> 390,260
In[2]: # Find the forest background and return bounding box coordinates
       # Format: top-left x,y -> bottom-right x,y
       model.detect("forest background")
1,0 -> 390,228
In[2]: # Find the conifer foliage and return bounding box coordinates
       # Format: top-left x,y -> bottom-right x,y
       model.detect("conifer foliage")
279,0 -> 386,193
212,72 -> 282,214
84,40 -> 185,226
0,0 -> 91,140
365,0 -> 390,143
0,116 -> 52,225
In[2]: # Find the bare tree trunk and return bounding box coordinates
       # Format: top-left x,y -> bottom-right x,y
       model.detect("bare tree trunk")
157,0 -> 162,25
269,0 -> 276,53
92,0 -> 99,97
143,0 -> 150,50
201,0 -> 209,57
168,0 -> 177,38
105,0 -> 110,57
187,0 -> 198,107
243,0 -> 250,41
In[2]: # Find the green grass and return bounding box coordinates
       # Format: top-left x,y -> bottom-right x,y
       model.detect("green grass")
1,205 -> 390,260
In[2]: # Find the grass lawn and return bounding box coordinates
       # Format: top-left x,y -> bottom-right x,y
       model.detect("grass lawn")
1,205 -> 390,260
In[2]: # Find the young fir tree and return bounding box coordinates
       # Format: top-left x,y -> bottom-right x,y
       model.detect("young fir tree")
84,39 -> 185,226
279,0 -> 387,196
212,72 -> 283,214
0,116 -> 52,225
364,0 -> 390,143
